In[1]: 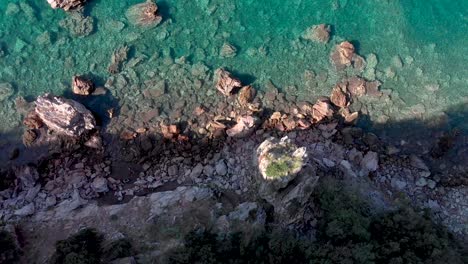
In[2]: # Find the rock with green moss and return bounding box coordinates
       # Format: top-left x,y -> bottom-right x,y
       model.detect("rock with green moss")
257,136 -> 306,185
256,137 -> 318,224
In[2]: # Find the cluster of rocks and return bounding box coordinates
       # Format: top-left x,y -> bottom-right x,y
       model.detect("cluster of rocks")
0,150 -> 114,221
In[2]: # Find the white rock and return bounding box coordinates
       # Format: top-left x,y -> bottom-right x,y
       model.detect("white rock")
361,151 -> 379,172
92,178 -> 109,193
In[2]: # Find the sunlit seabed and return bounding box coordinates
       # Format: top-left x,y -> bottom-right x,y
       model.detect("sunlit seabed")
0,0 -> 466,142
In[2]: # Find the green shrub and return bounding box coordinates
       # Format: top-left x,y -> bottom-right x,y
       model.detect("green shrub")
0,230 -> 21,264
166,179 -> 466,264
50,228 -> 103,264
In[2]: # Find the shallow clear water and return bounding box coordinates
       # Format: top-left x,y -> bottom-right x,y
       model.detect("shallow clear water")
0,0 -> 467,139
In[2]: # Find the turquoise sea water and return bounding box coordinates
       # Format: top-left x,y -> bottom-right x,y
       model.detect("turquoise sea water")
0,0 -> 467,140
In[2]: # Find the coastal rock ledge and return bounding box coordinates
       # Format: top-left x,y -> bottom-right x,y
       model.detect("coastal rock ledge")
35,93 -> 96,137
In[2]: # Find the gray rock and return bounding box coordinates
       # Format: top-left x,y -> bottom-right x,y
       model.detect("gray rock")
35,93 -> 96,137
427,179 -> 436,189
45,195 -> 57,207
25,184 -> 41,202
410,155 -> 429,171
110,257 -> 136,264
167,165 -> 179,177
92,177 -> 109,193
190,163 -> 204,178
361,151 -> 379,173
15,203 -> 35,216
16,166 -> 39,189
391,178 -> 407,190
203,165 -> 215,176
415,177 -> 427,187
228,202 -> 257,221
215,160 -> 228,176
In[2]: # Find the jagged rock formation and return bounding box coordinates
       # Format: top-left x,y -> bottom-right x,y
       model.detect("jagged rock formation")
126,0 -> 162,27
34,93 -> 96,137
47,0 -> 87,11
72,75 -> 95,95
214,68 -> 242,96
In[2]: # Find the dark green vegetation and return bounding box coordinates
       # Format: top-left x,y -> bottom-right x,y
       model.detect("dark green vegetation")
50,228 -> 132,264
166,180 -> 467,264
0,230 -> 21,264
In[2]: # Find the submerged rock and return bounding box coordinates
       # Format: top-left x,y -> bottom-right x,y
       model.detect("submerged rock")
72,75 -> 95,95
346,76 -> 366,97
35,93 -> 96,137
47,0 -> 87,11
0,82 -> 14,102
59,11 -> 94,37
220,42 -> 237,58
214,68 -> 242,96
126,0 -> 162,27
302,24 -> 331,43
108,46 -> 129,74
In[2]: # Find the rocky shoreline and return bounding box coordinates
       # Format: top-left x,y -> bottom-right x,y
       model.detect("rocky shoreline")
0,1 -> 466,262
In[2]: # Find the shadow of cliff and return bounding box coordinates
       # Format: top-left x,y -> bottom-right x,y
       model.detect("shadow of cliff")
1,100 -> 467,170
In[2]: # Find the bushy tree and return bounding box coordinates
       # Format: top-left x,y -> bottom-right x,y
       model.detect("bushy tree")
0,230 -> 21,264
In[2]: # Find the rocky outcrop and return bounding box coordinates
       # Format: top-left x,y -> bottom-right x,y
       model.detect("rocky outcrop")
34,93 -> 96,137
256,137 -> 319,224
126,0 -> 162,27
302,24 -> 331,43
214,68 -> 242,96
330,83 -> 350,108
47,0 -> 87,11
237,85 -> 256,107
330,41 -> 355,69
256,136 -> 307,184
72,75 -> 95,95
312,98 -> 334,122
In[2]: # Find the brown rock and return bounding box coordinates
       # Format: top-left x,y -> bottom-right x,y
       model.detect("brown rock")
23,112 -> 43,129
339,108 -> 359,124
330,41 -> 355,69
366,80 -> 383,97
237,85 -> 256,107
302,24 -> 331,43
23,129 -> 37,146
226,116 -> 258,138
330,83 -> 350,108
47,0 -> 87,11
120,130 -> 137,140
72,75 -> 95,95
126,0 -> 162,27
347,77 -> 366,97
312,98 -> 334,122
214,68 -> 242,96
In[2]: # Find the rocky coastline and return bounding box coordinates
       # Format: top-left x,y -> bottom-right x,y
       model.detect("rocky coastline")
0,1 -> 466,263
